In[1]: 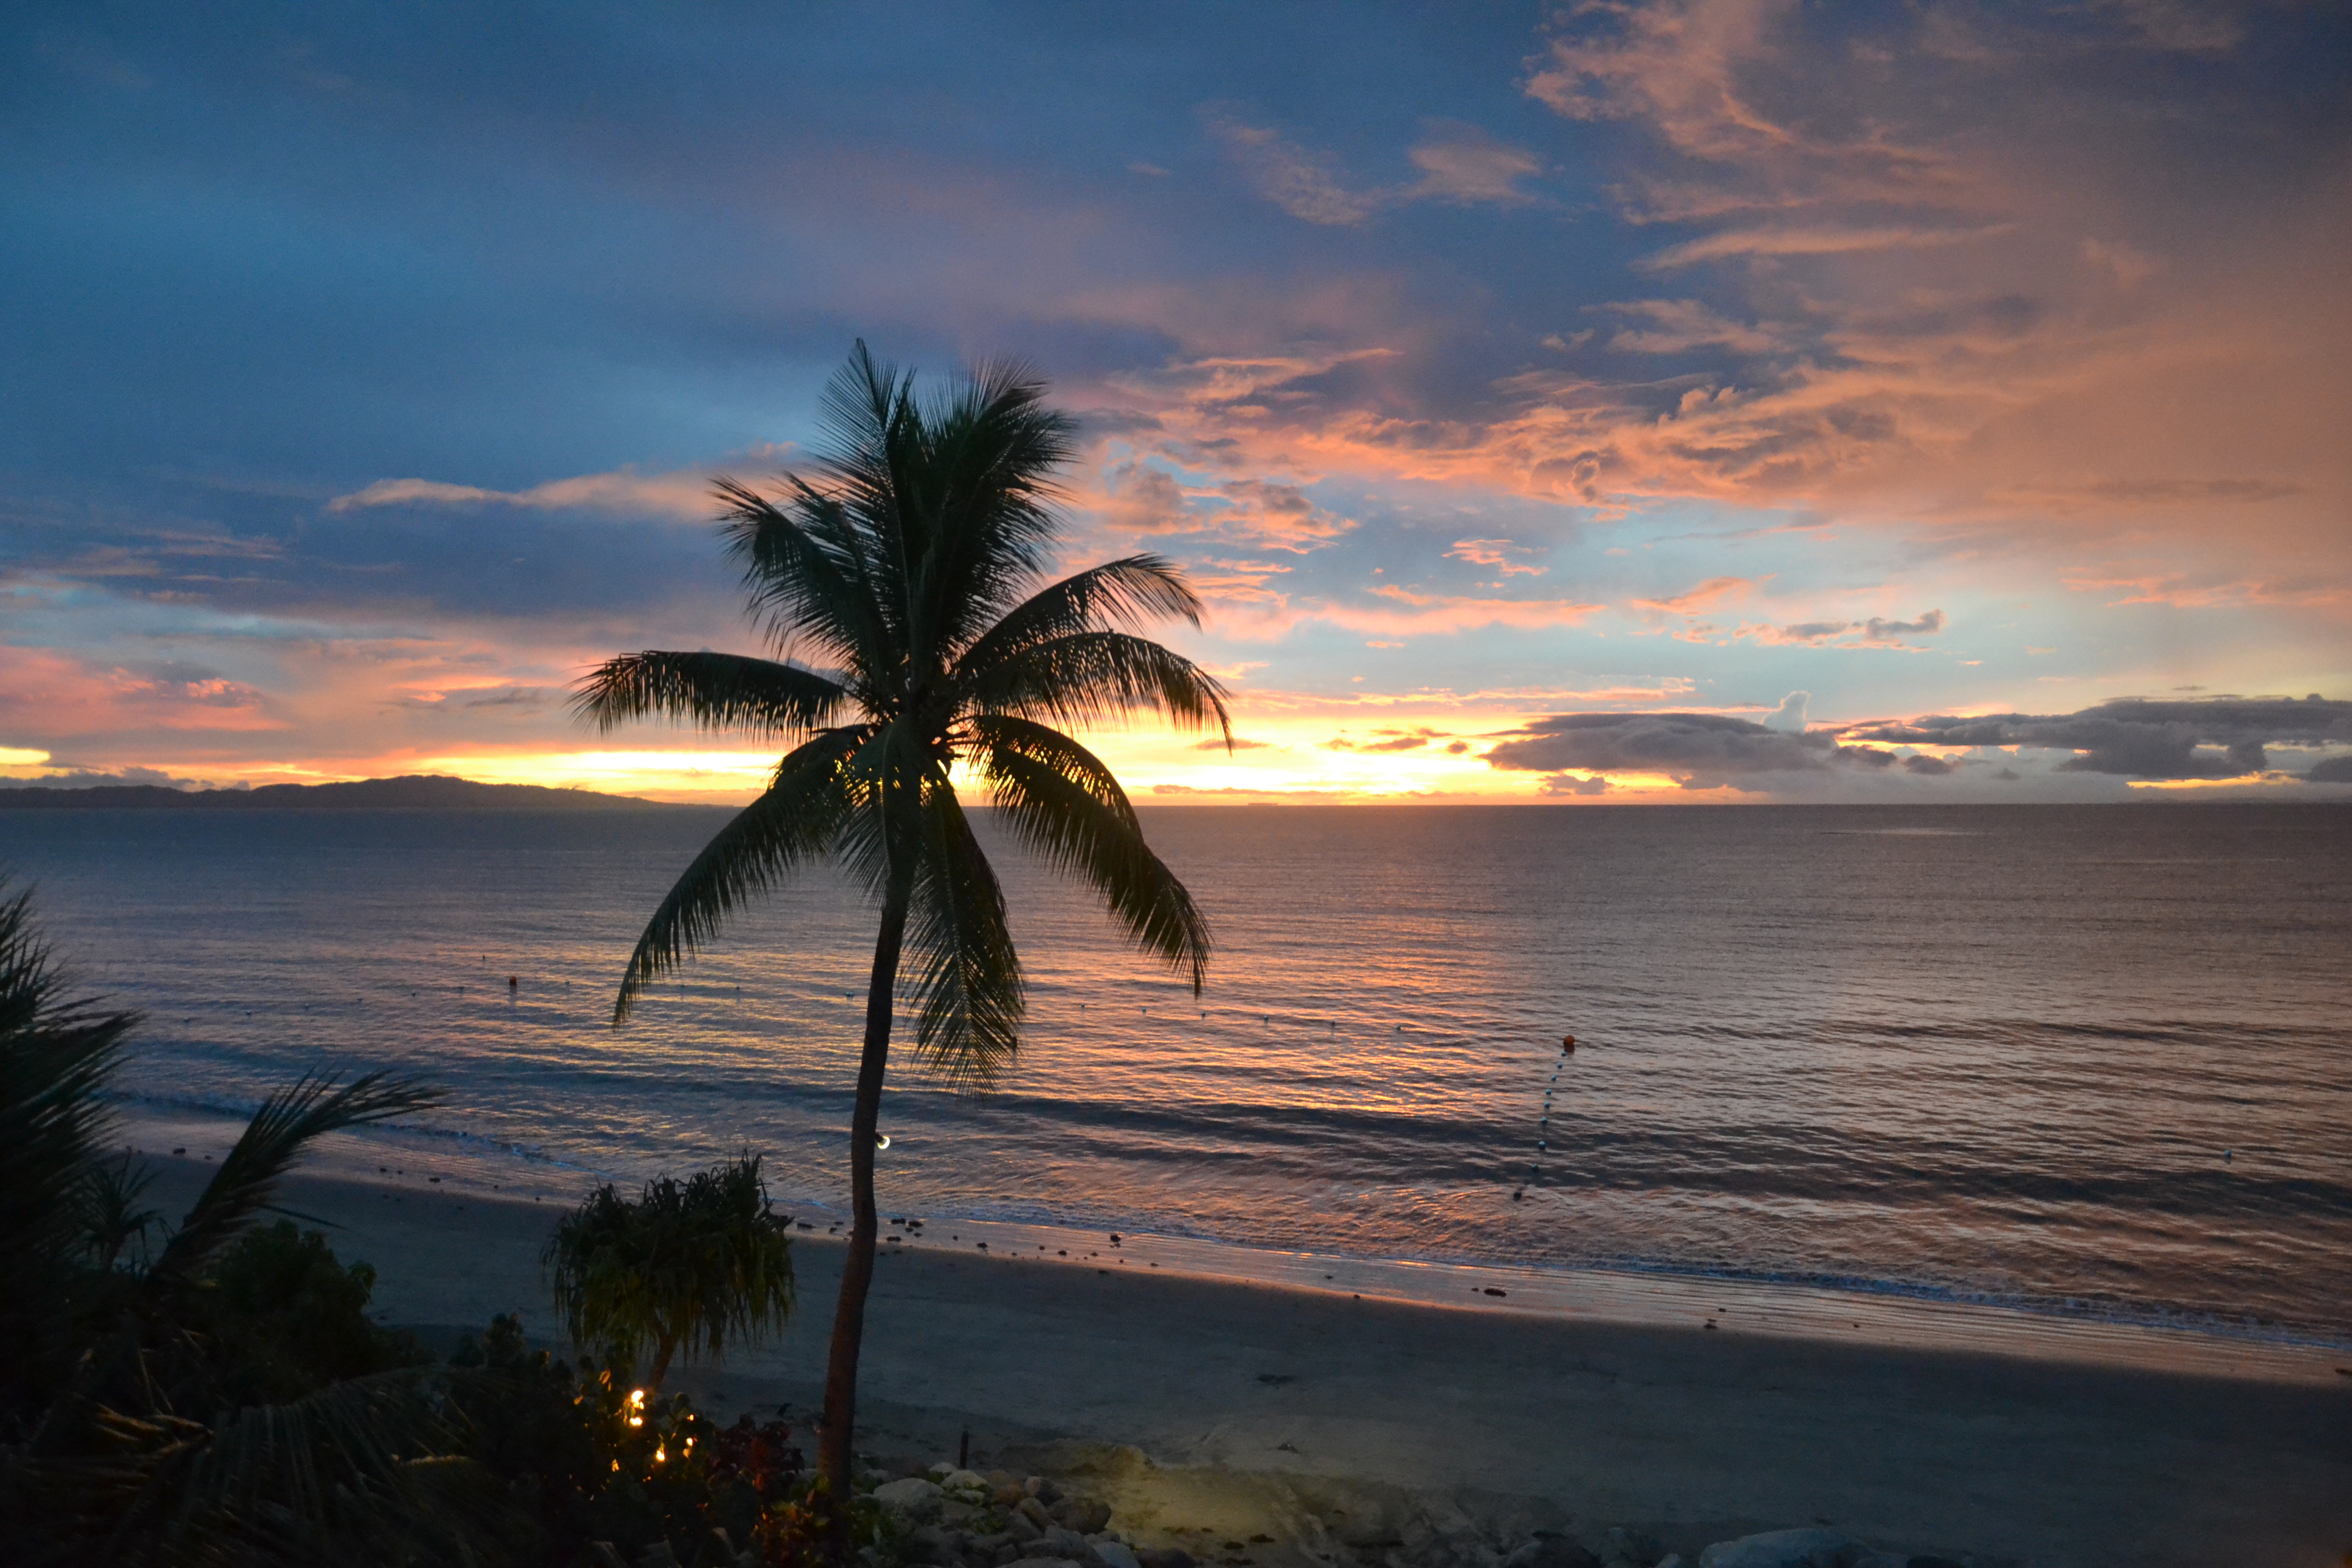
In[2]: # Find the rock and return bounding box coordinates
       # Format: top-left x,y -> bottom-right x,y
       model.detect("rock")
944,1469 -> 991,1493
1604,1528 -> 1665,1568
1848,1555 -> 1909,1568
1505,1534 -> 1604,1568
1654,1558 -> 1685,1568
1137,1550 -> 1195,1568
636,1542 -> 681,1568
1006,1558 -> 1082,1568
1054,1498 -> 1115,1535
1017,1496 -> 1057,1530
1696,1529 -> 1869,1568
875,1477 -> 948,1522
1095,1542 -> 1143,1568
999,1482 -> 1036,1507
1007,1511 -> 1046,1545
909,1527 -> 965,1566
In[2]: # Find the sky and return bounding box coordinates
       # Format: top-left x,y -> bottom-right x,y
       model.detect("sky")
4,1 -> 2348,804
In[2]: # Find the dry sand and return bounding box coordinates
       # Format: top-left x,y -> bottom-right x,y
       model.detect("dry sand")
138,1155 -> 2351,1568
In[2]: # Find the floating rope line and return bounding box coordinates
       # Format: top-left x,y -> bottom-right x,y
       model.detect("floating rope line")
1514,1034 -> 1576,1202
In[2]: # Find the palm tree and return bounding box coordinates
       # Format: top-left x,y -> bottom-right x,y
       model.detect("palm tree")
576,341 -> 1228,1518
546,1155 -> 797,1394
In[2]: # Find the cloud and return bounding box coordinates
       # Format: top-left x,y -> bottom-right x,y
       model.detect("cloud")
1601,298 -> 1790,355
1406,121 -> 1545,205
1639,223 -> 2015,271
1193,735 -> 1273,751
1207,114 -> 1384,226
1324,726 -> 1454,753
1858,608 -> 1945,645
1095,463 -> 1357,550
1542,772 -> 1610,795
1208,111 -> 1545,225
327,465 -> 724,519
1841,696 -> 2352,779
0,764 -> 204,790
1764,690 -> 1807,731
1633,574 -> 1752,615
1753,620 -> 1849,644
1485,710 -> 1836,788
2305,755 -> 2352,785
1446,538 -> 1546,576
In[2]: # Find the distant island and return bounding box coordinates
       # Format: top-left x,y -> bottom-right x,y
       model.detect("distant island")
0,774 -> 681,811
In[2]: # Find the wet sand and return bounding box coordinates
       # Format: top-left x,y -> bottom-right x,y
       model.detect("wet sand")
139,1155 -> 2352,1568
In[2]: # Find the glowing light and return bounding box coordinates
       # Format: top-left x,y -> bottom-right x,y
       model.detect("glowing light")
875,1133 -> 891,1149
654,1446 -> 666,1463
0,748 -> 50,768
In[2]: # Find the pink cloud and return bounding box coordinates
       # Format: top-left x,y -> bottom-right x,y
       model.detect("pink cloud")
1445,538 -> 1547,576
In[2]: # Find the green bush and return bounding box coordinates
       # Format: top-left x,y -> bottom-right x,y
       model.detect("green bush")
197,1219 -> 429,1403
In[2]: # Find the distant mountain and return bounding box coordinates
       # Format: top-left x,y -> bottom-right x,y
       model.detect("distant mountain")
0,774 -> 681,810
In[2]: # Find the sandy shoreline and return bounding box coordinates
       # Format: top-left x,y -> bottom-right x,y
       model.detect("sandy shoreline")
133,1150 -> 2351,1568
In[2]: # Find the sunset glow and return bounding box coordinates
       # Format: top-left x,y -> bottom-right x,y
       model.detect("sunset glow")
3,5 -> 2345,803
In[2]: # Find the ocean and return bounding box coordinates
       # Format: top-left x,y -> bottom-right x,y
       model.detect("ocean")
4,801 -> 2346,1348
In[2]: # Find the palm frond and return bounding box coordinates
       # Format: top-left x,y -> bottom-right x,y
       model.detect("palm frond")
912,362 -> 1077,660
963,629 -> 1233,741
0,877 -> 141,1278
141,1073 -> 437,1303
612,727 -> 866,1020
94,1366 -> 509,1566
976,716 -> 1213,993
902,777 -> 1023,1087
80,1150 -> 162,1272
716,477 -> 896,694
954,555 -> 1205,676
572,649 -> 848,740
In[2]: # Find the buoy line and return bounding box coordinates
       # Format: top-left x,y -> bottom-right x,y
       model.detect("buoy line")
1514,1034 -> 1575,1202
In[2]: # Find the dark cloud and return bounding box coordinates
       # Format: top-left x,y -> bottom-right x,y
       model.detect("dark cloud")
1541,772 -> 1608,796
1842,696 -> 2352,779
1325,727 -> 1451,753
1864,609 -> 1945,640
1194,736 -> 1273,751
9,765 -> 207,789
2305,755 -> 2352,785
1484,712 -> 1836,789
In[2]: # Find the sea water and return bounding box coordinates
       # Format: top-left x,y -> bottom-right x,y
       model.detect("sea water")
3,802 -> 2345,1346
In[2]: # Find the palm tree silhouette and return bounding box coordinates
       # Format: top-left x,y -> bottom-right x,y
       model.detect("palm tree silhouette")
545,1156 -> 797,1395
577,341 -> 1228,1513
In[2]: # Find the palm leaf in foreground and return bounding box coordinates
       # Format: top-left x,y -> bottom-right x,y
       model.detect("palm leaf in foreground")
583,340 -> 1229,1544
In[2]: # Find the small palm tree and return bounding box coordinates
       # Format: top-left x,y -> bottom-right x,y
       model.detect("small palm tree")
577,341 -> 1228,1516
545,1155 -> 796,1394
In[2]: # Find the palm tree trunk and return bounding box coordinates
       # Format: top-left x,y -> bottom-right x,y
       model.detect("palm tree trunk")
648,1327 -> 678,1395
819,874 -> 910,1543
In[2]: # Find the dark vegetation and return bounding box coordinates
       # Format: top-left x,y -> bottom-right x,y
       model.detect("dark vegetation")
0,870 -> 869,1566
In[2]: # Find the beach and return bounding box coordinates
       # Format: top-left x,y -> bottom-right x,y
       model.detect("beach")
143,1154 -> 2352,1568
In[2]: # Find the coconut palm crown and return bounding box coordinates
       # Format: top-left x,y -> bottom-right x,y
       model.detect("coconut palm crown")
575,341 -> 1229,1515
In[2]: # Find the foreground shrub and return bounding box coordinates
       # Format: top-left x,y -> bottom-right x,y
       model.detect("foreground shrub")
545,1156 -> 796,1394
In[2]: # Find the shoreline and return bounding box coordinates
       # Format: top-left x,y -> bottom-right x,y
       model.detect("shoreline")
129,1148 -> 2352,1567
118,1104 -> 2351,1383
